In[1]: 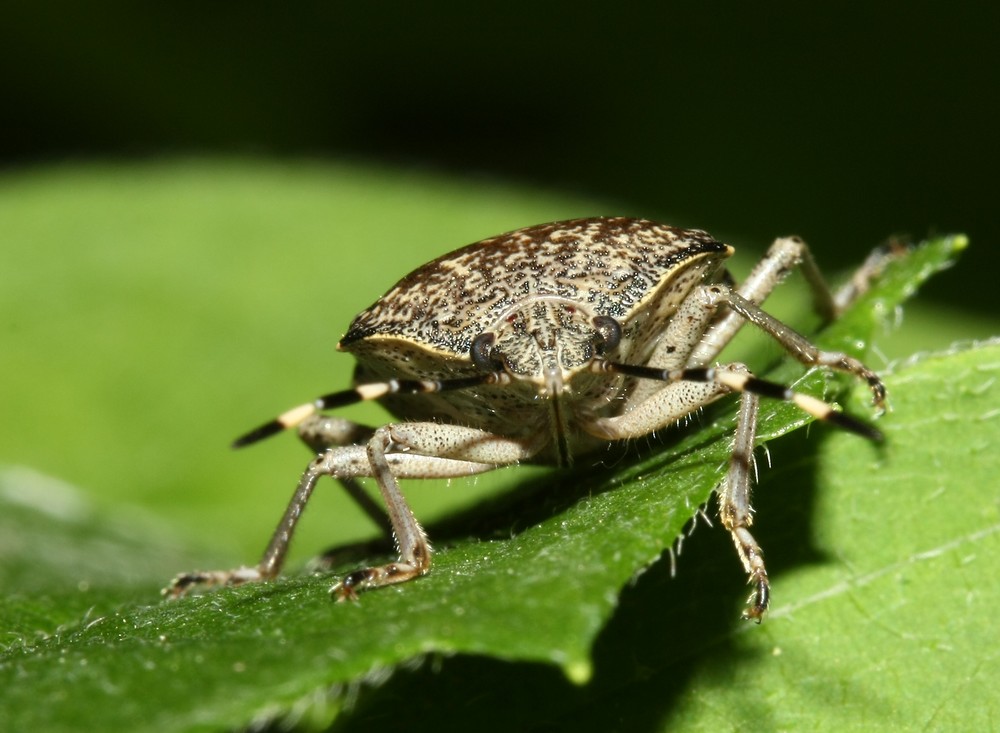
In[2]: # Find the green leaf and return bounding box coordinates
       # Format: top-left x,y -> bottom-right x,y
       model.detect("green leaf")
0,161 -> 991,732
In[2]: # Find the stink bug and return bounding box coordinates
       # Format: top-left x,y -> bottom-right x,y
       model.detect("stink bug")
166,217 -> 888,620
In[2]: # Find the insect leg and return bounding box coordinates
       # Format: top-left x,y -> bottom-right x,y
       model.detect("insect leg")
296,414 -> 375,453
294,415 -> 391,537
718,392 -> 770,621
163,446 -> 507,599
706,287 -> 887,408
626,282 -> 730,407
689,236 -> 838,365
831,239 -> 910,312
592,361 -> 881,441
332,432 -> 431,599
689,236 -> 904,368
333,423 -> 541,600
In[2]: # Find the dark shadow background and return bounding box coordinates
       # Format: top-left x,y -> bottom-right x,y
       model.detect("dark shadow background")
2,3 -> 997,319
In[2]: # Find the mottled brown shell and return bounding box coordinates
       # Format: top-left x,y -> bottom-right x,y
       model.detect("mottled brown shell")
341,217 -> 728,362
337,217 -> 732,455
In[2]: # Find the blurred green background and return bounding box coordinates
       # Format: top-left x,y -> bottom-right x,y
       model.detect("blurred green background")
2,4 -> 997,567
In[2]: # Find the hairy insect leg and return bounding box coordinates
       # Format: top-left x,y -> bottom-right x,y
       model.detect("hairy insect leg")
296,414 -> 375,453
689,236 -> 903,368
627,283 -> 734,407
295,415 -> 392,535
634,277 -> 887,410
331,432 -> 430,599
718,392 -> 770,621
626,249 -> 886,412
333,423 -> 540,600
164,424 -> 537,599
592,360 -> 879,442
706,287 -> 887,408
165,447 -> 500,598
590,377 -> 732,441
832,239 -> 910,313
688,236 -> 838,366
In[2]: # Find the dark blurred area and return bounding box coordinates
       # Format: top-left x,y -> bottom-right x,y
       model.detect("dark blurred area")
2,3 -> 996,316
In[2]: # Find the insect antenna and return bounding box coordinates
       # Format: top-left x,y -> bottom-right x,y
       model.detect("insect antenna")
601,361 -> 883,442
232,373 -> 500,449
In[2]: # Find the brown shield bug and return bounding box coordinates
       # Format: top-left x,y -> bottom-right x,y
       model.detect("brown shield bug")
166,217 -> 887,620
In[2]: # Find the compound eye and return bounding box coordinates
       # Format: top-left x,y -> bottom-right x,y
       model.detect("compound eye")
592,315 -> 622,354
470,332 -> 501,372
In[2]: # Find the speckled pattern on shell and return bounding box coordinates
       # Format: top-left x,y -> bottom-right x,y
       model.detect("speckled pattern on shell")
336,218 -> 733,457
341,217 -> 728,361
